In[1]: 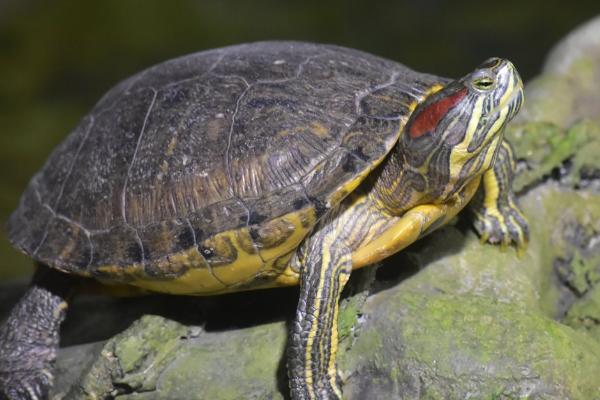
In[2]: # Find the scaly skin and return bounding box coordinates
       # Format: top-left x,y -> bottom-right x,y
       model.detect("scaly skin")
470,140 -> 529,249
288,232 -> 351,400
0,266 -> 72,400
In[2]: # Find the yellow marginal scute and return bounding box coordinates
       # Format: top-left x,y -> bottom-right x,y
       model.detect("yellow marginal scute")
208,228 -> 263,285
127,248 -> 228,294
228,209 -> 315,289
121,208 -> 316,295
270,266 -> 301,287
257,209 -> 316,262
352,177 -> 481,268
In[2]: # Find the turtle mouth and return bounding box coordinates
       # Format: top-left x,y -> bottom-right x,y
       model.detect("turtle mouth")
479,86 -> 521,140
490,83 -> 524,118
478,85 -> 522,150
490,67 -> 524,119
509,86 -> 524,119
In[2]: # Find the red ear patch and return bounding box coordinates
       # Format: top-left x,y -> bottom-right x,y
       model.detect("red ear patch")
408,88 -> 468,139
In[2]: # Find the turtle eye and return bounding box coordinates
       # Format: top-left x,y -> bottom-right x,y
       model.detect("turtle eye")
471,73 -> 496,92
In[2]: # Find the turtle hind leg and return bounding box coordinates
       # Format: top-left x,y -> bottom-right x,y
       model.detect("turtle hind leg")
0,264 -> 74,400
288,233 -> 351,400
470,140 -> 529,250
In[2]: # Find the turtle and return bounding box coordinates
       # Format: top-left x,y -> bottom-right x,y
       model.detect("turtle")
0,41 -> 528,400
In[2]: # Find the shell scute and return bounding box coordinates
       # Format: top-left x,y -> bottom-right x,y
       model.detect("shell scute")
199,234 -> 238,268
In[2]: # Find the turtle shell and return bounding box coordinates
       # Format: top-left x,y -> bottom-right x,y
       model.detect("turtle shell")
8,41 -> 443,292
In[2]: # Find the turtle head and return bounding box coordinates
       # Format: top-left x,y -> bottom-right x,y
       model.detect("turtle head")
399,58 -> 523,202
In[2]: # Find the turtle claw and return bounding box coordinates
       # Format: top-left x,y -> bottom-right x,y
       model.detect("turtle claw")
472,200 -> 529,252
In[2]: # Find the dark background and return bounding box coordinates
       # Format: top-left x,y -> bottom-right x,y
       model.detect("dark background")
1,0 -> 599,280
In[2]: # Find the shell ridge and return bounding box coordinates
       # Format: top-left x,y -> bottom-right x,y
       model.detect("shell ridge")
46,204 -> 95,270
32,115 -> 96,256
254,54 -> 321,85
220,55 -> 324,219
121,88 -> 158,226
223,75 -> 253,231
354,70 -> 401,115
159,50 -> 226,91
183,217 -> 226,285
28,183 -> 95,270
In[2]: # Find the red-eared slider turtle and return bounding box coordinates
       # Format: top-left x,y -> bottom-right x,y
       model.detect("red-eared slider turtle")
0,41 -> 527,400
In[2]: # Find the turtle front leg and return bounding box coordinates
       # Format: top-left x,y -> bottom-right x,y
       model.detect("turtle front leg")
0,265 -> 73,400
288,233 -> 352,400
470,140 -> 529,249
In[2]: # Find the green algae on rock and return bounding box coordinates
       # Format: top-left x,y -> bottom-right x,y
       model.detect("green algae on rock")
61,315 -> 188,399
506,119 -> 600,192
342,290 -> 600,399
564,284 -> 600,343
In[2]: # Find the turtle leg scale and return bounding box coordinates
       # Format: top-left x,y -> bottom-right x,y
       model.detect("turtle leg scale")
470,140 -> 529,250
288,231 -> 351,400
0,265 -> 72,400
